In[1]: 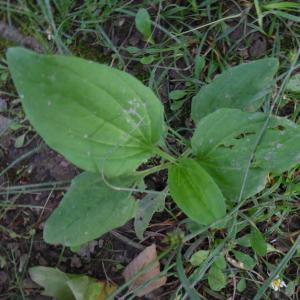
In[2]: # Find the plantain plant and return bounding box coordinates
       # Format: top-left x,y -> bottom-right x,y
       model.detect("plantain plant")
7,47 -> 300,248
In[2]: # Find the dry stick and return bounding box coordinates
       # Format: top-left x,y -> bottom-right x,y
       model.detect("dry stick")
0,21 -> 43,52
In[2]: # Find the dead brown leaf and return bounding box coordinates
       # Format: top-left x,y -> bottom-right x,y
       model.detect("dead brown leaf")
122,244 -> 166,297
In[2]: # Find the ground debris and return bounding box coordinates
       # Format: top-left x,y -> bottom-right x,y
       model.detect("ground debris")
0,21 -> 43,52
122,244 -> 166,297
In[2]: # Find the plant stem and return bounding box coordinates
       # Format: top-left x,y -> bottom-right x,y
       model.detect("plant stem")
155,147 -> 177,163
137,162 -> 171,177
167,126 -> 188,146
181,148 -> 192,158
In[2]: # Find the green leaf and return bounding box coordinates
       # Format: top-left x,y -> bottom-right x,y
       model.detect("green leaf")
198,155 -> 267,203
29,267 -> 75,300
168,158 -> 226,225
44,172 -> 137,247
232,250 -> 256,270
185,220 -> 206,234
9,121 -> 22,131
286,73 -> 300,93
192,108 -> 300,201
237,278 -> 247,293
270,10 -> 300,23
253,124 -> 300,174
170,99 -> 185,111
192,108 -> 266,157
214,255 -> 227,270
29,266 -> 116,300
250,228 -> 267,256
67,276 -> 116,300
135,8 -> 152,40
194,55 -> 205,78
7,47 -> 165,177
140,55 -> 154,65
236,234 -> 251,247
285,281 -> 296,297
208,265 -> 227,291
14,133 -> 26,148
191,58 -> 279,122
263,2 -> 300,9
67,276 -> 99,300
127,46 -> 140,54
134,191 -> 166,240
285,182 -> 300,196
189,250 -> 209,267
192,108 -> 268,200
169,90 -> 187,100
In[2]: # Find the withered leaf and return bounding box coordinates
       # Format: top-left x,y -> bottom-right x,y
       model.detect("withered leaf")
122,244 -> 166,297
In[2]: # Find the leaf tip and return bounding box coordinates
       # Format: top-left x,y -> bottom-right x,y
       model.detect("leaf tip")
6,47 -> 29,63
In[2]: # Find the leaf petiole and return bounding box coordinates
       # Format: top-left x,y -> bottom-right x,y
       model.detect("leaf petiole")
137,162 -> 172,177
155,147 -> 177,163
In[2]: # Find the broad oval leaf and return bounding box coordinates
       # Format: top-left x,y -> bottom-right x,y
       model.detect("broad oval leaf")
208,265 -> 227,292
168,158 -> 226,225
192,108 -> 300,201
189,250 -> 209,267
67,276 -> 117,300
7,47 -> 165,177
135,8 -> 152,40
192,108 -> 267,157
29,266 -> 116,300
198,152 -> 268,202
253,126 -> 300,174
237,278 -> 247,292
44,172 -> 137,247
29,267 -> 74,300
191,58 -> 279,122
214,255 -> 227,270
